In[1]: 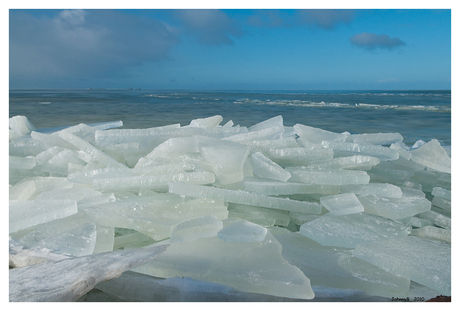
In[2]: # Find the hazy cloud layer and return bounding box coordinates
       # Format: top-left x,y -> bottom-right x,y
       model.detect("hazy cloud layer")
9,10 -> 179,84
172,9 -> 243,45
296,9 -> 355,30
247,10 -> 290,28
350,32 -> 406,50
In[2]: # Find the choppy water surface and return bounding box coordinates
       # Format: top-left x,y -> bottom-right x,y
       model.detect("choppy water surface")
9,89 -> 451,146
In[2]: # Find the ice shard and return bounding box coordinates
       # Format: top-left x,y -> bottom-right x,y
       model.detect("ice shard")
168,182 -> 323,214
84,194 -> 228,240
267,146 -> 334,167
354,236 -> 451,295
410,226 -> 451,243
10,199 -> 78,233
286,167 -> 370,185
322,141 -> 399,161
58,130 -> 128,169
320,193 -> 364,216
299,212 -> 411,248
241,178 -> 340,196
132,222 -> 315,300
250,152 -> 291,181
217,219 -> 268,242
345,132 -> 403,145
410,139 -> 451,173
197,136 -> 250,184
294,123 -> 349,144
270,227 -> 411,298
357,189 -> 432,220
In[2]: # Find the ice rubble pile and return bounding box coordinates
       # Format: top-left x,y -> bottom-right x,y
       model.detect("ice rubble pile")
9,114 -> 451,301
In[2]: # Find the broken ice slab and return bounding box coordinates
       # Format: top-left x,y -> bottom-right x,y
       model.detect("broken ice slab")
266,146 -> 334,167
93,171 -> 215,191
353,236 -> 451,296
114,231 -> 155,250
294,123 -> 349,144
83,194 -> 228,240
9,243 -> 168,302
227,203 -> 290,227
397,216 -> 432,228
58,130 -> 128,169
270,227 -> 410,298
357,189 -> 432,220
94,124 -> 179,147
9,155 -> 36,170
10,199 -> 78,233
431,196 -> 451,212
299,212 -> 411,248
411,139 -> 451,173
241,178 -> 340,196
19,213 -> 97,256
9,136 -> 43,157
390,141 -> 412,160
367,167 -> 414,185
133,162 -> 195,176
248,115 -> 284,132
168,182 -> 323,214
418,211 -> 451,230
34,186 -> 103,204
60,123 -> 98,145
67,167 -> 133,184
217,219 -> 268,243
35,146 -> 65,166
240,137 -> 299,154
170,216 -> 223,244
320,193 -> 364,216
93,225 -> 115,254
286,167 -> 370,185
288,212 -> 322,226
196,136 -> 250,185
95,125 -> 247,150
40,149 -> 87,175
411,170 -> 451,193
431,187 -> 451,201
340,183 -> 402,198
14,176 -> 73,197
223,126 -> 284,142
9,180 -> 36,200
250,152 -> 291,181
132,224 -> 315,300
305,155 -> 380,170
321,141 -> 399,161
145,137 -> 199,159
345,132 -> 403,145
410,226 -> 451,243
9,115 -> 36,141
188,115 -> 223,128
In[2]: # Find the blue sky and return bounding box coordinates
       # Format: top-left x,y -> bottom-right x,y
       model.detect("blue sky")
9,7 -> 452,90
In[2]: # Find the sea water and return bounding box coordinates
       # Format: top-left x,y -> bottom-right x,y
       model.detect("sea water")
9,89 -> 451,146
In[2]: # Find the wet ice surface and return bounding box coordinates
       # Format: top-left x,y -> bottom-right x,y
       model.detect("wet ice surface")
9,115 -> 451,301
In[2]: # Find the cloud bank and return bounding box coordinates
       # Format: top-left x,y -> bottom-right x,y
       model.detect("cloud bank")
172,9 -> 243,45
349,32 -> 405,50
9,10 -> 179,86
296,9 -> 355,30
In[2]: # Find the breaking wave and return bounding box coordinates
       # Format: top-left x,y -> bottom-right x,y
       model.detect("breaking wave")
233,99 -> 451,113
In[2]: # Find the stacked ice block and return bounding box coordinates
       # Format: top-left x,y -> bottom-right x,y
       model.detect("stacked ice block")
9,115 -> 451,302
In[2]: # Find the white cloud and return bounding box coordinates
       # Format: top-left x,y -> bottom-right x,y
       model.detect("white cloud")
350,32 -> 405,50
